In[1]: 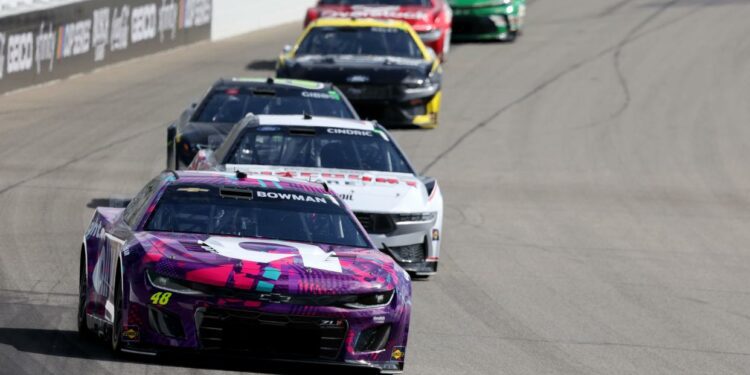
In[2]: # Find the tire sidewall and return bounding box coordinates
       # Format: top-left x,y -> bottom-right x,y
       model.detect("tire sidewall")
111,270 -> 123,352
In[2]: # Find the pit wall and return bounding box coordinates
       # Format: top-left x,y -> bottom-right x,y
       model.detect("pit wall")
0,0 -> 317,94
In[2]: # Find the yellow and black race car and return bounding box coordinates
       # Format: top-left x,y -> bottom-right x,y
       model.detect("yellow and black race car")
277,18 -> 443,128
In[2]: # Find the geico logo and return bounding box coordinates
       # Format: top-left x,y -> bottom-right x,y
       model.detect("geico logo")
256,191 -> 328,204
131,4 -> 157,43
61,20 -> 92,58
7,32 -> 33,74
327,128 -> 372,137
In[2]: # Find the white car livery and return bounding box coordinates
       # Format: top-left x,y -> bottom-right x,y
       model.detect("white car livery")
189,114 -> 444,276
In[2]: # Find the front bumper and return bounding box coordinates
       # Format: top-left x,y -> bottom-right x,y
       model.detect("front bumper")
337,84 -> 442,128
120,281 -> 410,372
451,5 -> 517,40
355,212 -> 441,276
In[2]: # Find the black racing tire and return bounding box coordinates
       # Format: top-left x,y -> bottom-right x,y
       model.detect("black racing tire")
77,250 -> 92,339
110,268 -> 123,353
167,126 -> 177,170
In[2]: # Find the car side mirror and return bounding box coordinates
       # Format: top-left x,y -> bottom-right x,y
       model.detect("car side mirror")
283,44 -> 293,53
190,102 -> 197,109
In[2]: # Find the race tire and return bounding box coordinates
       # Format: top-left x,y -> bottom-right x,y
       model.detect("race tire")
167,126 -> 177,170
110,269 -> 123,353
167,142 -> 174,170
77,251 -> 91,338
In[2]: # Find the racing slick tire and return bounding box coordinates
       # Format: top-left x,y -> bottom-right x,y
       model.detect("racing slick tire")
77,251 -> 92,339
167,126 -> 177,170
411,274 -> 431,280
110,268 -> 124,353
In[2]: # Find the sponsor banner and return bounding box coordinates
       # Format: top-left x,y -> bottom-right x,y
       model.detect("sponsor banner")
0,0 -> 211,94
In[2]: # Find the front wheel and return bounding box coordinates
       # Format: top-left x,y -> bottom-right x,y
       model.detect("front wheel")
110,271 -> 123,352
77,252 -> 91,338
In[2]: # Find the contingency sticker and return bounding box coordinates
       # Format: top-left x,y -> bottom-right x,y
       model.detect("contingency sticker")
391,346 -> 406,361
122,326 -> 140,342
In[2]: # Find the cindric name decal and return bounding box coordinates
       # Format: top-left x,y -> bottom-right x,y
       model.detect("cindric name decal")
327,128 -> 373,137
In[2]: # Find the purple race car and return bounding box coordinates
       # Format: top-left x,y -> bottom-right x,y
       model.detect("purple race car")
78,170 -> 411,373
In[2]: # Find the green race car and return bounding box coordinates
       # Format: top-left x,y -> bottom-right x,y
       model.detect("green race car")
449,0 -> 526,42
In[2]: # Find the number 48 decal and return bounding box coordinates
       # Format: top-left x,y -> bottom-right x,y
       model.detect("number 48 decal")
150,292 -> 172,305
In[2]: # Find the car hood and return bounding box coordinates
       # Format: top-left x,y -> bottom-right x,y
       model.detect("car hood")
284,55 -> 431,86
135,232 -> 400,295
314,5 -> 435,24
224,164 -> 428,213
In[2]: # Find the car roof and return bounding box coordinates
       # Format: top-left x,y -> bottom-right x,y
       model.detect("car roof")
213,77 -> 333,91
168,170 -> 330,195
256,114 -> 376,130
310,17 -> 413,31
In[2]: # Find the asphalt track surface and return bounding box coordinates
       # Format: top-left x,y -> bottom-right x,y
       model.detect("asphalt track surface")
2,0 -> 750,374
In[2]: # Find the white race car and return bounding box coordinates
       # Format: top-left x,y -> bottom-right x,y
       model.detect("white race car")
189,114 -> 444,276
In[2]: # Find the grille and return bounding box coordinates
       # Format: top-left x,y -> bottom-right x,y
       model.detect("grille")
388,243 -> 426,263
354,212 -> 396,235
197,308 -> 347,360
453,16 -> 505,34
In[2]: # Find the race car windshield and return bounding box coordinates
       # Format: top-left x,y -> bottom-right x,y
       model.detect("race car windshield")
320,0 -> 430,5
296,27 -> 423,59
226,126 -> 413,173
145,185 -> 370,248
194,89 -> 356,123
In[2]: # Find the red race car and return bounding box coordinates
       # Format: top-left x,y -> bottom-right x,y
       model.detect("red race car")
305,0 -> 453,59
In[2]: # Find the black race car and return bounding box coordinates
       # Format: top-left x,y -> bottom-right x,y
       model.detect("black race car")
276,18 -> 443,128
167,77 -> 358,169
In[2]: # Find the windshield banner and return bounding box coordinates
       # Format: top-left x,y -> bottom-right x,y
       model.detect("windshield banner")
0,0 -> 211,94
